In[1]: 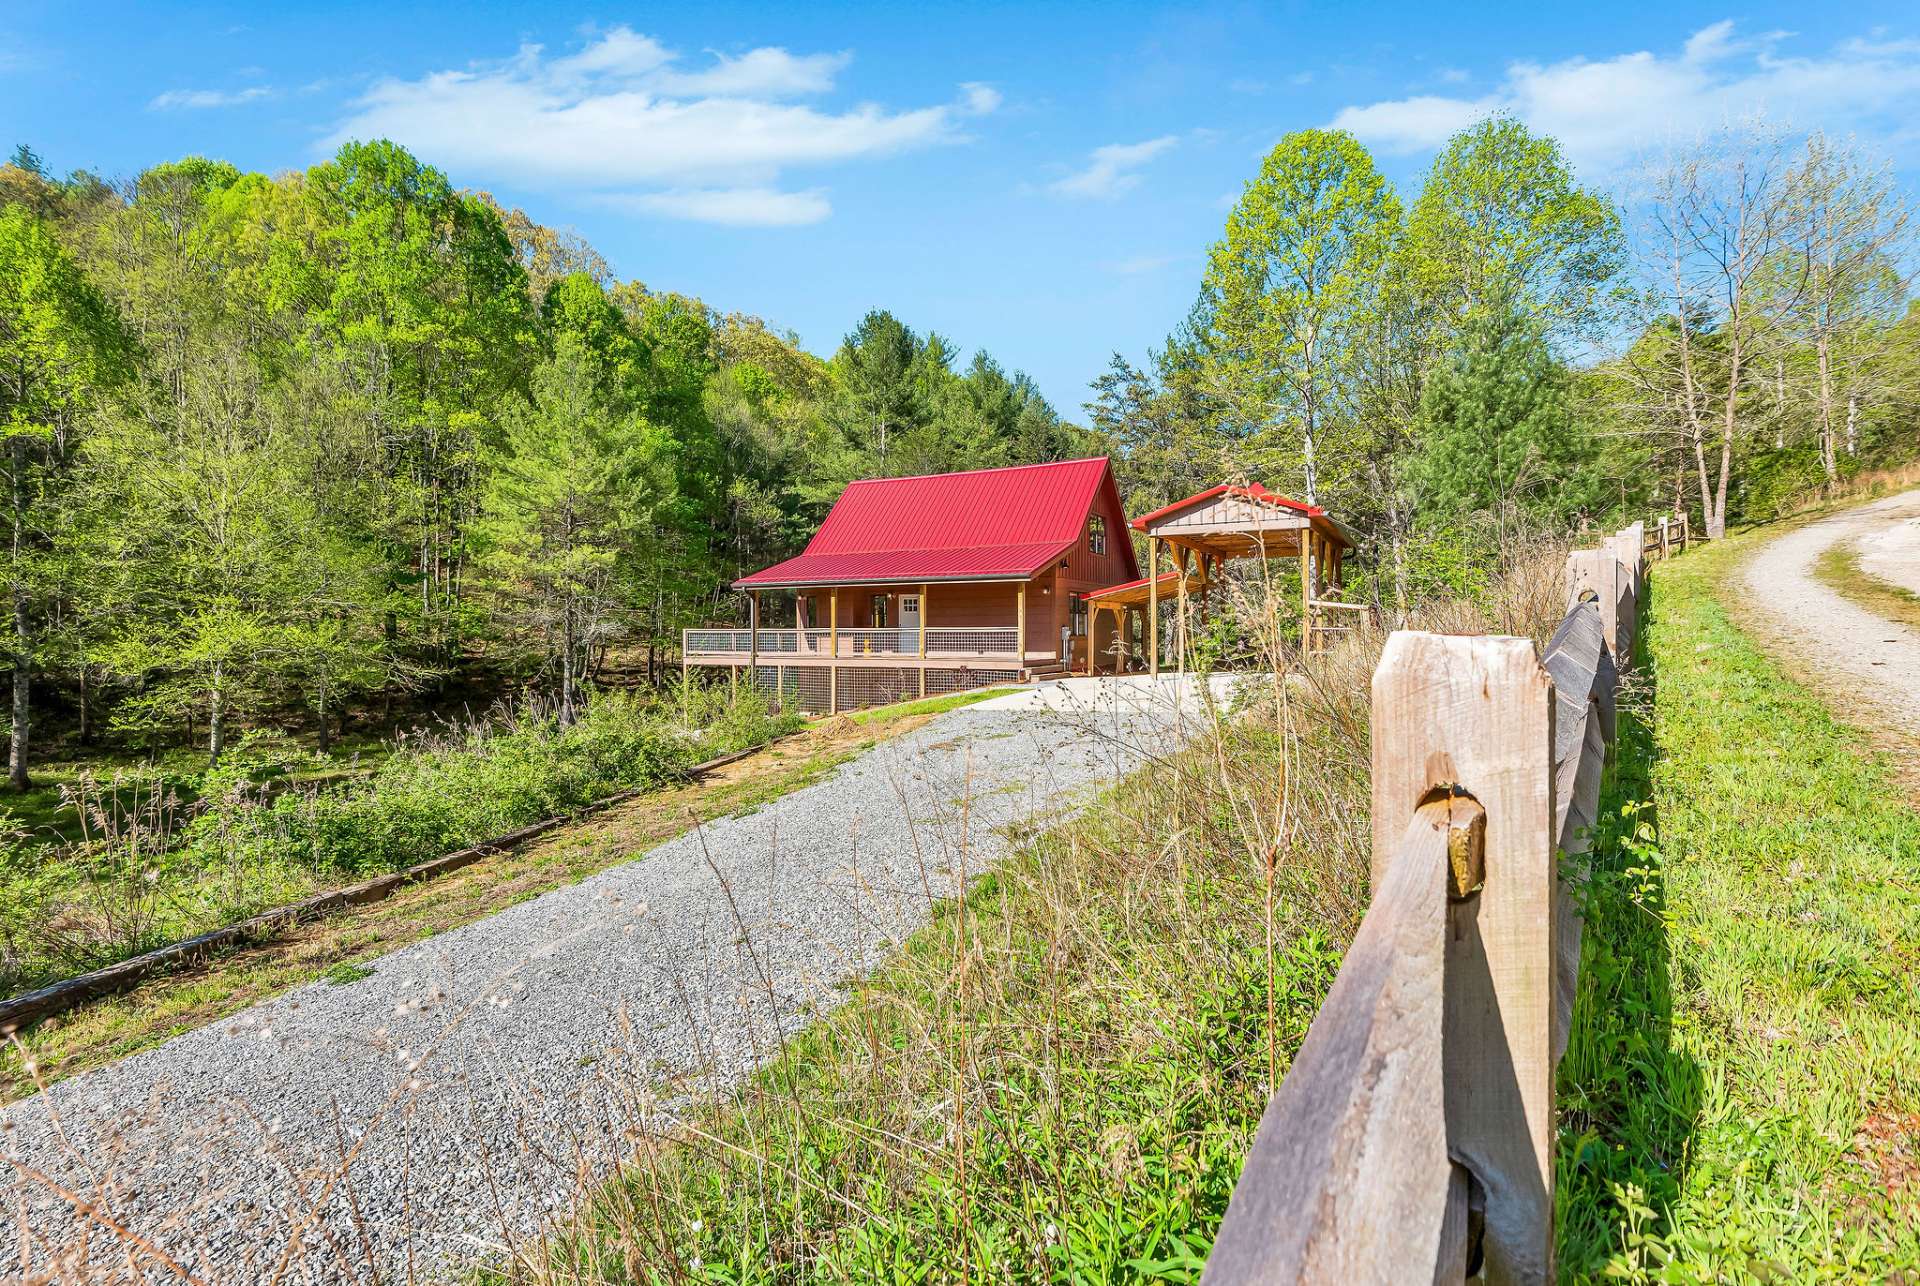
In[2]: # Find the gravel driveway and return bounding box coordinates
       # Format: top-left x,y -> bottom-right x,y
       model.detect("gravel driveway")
1741,487 -> 1920,737
2,681 -> 1212,1283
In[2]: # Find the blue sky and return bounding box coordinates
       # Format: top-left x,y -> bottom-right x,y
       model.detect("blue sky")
6,2 -> 1920,415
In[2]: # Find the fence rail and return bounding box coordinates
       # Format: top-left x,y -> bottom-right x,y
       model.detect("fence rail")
1204,522 -> 1650,1284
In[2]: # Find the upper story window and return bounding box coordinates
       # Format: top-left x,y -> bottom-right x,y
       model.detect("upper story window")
1088,514 -> 1107,556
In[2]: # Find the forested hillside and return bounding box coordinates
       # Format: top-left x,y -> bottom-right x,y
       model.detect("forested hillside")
0,141 -> 1085,783
2,115 -> 1916,785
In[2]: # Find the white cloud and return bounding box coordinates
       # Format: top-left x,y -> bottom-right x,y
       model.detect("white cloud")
609,187 -> 831,227
958,82 -> 1002,115
149,86 -> 273,110
322,26 -> 994,226
650,47 -> 850,98
1051,136 -> 1179,199
1331,94 -> 1494,150
1330,22 -> 1920,172
1435,67 -> 1471,85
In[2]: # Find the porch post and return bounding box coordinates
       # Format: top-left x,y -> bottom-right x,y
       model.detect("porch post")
1016,581 -> 1028,673
829,590 -> 838,658
919,583 -> 928,658
1148,537 -> 1160,679
748,591 -> 760,674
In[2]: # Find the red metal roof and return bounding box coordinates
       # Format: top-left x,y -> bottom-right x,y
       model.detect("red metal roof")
1082,571 -> 1197,604
735,457 -> 1138,589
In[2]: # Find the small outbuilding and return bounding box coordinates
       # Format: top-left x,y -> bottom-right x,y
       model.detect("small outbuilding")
1118,483 -> 1361,674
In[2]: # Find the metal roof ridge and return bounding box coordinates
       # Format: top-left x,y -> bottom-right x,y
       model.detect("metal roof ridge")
837,455 -> 1110,488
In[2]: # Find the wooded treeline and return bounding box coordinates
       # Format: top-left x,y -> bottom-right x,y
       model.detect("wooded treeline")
2,115 -> 1915,782
0,141 -> 1085,783
1091,117 -> 1919,605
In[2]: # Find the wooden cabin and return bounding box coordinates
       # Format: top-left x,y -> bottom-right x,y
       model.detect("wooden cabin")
683,457 -> 1139,711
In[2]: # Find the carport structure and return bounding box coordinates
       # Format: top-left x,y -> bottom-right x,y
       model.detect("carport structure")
1119,483 -> 1361,675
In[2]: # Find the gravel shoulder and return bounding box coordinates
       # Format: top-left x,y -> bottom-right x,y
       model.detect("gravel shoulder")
1739,487 -> 1920,742
3,687 -> 1198,1283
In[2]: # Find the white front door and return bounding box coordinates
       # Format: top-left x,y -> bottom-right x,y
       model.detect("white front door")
899,593 -> 921,652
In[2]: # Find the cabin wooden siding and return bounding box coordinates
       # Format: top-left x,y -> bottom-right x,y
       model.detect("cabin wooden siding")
803,582 -> 1025,632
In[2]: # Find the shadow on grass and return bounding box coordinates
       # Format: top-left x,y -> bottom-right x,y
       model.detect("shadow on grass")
1554,579 -> 1707,1276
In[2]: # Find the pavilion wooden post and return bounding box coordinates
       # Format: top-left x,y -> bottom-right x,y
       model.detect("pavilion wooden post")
1371,631 -> 1559,1283
1300,529 -> 1314,656
1148,538 -> 1160,679
1016,580 -> 1028,676
1175,545 -> 1189,680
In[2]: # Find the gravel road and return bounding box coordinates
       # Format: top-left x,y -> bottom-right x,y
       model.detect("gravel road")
2,681 -> 1211,1283
1741,487 -> 1920,736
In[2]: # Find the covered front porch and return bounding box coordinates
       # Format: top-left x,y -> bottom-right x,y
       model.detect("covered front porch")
683,575 -> 1074,713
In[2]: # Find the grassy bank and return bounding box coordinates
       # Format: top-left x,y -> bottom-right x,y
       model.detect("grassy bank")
1557,529 -> 1920,1280
0,685 -> 800,999
1,694 -> 1008,1102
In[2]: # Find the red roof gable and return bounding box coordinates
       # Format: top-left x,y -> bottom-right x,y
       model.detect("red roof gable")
1128,481 -> 1355,549
1127,482 -> 1321,530
735,457 -> 1137,588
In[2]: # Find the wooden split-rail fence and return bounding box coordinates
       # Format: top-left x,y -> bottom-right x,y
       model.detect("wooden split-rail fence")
1645,512 -> 1693,562
1203,521 -> 1657,1285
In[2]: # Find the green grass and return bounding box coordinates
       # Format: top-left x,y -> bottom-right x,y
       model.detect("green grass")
319,961 -> 375,986
1812,541 -> 1920,634
844,685 -> 1016,725
1556,530 -> 1920,1281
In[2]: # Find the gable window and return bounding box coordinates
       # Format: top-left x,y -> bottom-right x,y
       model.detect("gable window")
1088,514 -> 1107,556
870,594 -> 889,628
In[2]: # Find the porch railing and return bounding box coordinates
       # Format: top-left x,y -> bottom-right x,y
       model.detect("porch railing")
683,626 -> 1021,661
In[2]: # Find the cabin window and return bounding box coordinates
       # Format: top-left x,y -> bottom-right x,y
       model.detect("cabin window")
870,594 -> 889,628
1087,514 -> 1106,556
1070,593 -> 1087,636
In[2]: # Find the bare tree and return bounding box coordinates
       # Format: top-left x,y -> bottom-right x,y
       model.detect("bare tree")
1783,133 -> 1914,490
1634,122 -> 1809,540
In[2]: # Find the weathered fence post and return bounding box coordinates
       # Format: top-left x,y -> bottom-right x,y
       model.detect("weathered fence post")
1565,550 -> 1622,662
1204,561 -> 1626,1284
1372,633 -> 1559,1283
